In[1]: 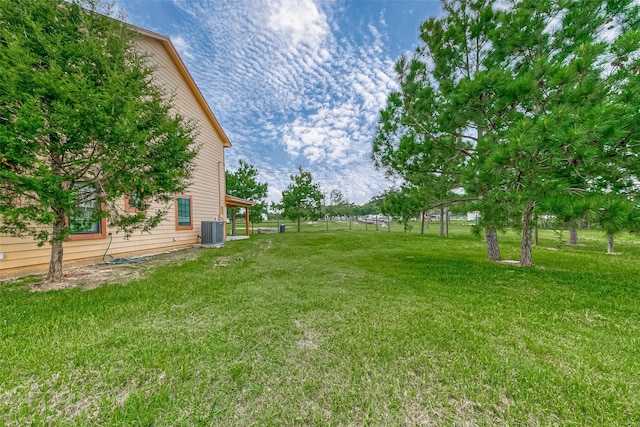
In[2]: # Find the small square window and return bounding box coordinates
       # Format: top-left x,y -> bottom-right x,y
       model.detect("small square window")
125,192 -> 145,212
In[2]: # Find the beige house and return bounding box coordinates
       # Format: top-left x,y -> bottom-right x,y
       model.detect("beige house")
0,26 -> 231,278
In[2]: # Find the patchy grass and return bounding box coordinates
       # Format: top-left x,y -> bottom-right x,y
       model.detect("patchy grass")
1,228 -> 639,425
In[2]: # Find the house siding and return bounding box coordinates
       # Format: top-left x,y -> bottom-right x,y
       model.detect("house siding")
0,34 -> 227,278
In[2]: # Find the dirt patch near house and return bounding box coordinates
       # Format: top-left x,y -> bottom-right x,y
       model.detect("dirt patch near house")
2,247 -> 206,292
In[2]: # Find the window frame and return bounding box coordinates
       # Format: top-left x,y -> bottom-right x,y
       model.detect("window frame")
124,193 -> 145,213
67,183 -> 107,241
175,195 -> 193,231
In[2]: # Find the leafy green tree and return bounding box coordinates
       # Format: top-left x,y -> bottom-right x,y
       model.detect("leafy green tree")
226,159 -> 268,235
274,166 -> 324,232
324,189 -> 353,218
0,0 -> 197,281
353,195 -> 384,217
380,187 -> 421,233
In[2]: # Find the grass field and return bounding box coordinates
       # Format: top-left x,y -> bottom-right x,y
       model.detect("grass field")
1,224 -> 639,425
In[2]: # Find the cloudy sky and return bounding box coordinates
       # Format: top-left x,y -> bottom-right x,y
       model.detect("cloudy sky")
115,0 -> 441,204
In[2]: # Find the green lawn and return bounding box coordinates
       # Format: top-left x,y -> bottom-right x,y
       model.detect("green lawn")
1,226 -> 639,425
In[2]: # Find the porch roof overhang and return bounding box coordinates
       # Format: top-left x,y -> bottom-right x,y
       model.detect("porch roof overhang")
225,195 -> 256,209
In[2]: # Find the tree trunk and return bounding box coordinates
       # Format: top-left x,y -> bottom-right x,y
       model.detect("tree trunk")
375,215 -> 378,231
297,217 -> 301,233
607,233 -> 614,254
47,214 -> 66,282
534,224 -> 539,246
439,207 -> 445,237
569,226 -> 579,245
421,211 -> 425,235
388,216 -> 391,232
349,216 -> 352,230
485,227 -> 501,261
446,210 -> 449,237
519,202 -> 536,267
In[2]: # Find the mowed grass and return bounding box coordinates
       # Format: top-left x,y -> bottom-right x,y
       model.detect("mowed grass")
1,226 -> 640,425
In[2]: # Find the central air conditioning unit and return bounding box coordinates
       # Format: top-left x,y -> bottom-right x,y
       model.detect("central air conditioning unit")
201,221 -> 224,244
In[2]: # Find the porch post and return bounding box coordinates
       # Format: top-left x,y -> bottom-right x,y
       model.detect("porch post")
245,208 -> 250,236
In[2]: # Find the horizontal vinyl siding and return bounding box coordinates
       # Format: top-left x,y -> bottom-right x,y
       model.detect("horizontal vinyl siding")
0,36 -> 227,278
138,36 -> 226,222
0,202 -> 200,275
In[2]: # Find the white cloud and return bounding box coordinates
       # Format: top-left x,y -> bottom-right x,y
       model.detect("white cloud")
170,35 -> 194,60
265,0 -> 330,50
120,0 -> 400,204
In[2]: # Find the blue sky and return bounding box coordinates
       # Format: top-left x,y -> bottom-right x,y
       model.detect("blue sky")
115,0 -> 441,204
